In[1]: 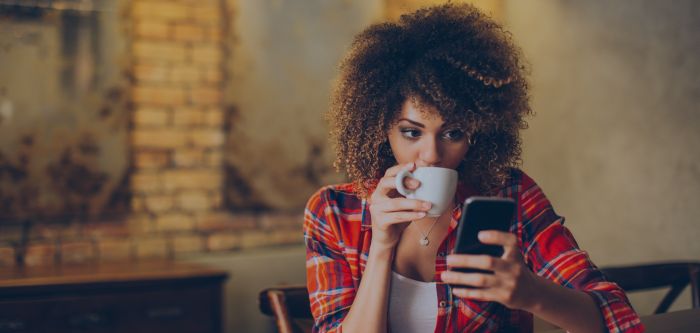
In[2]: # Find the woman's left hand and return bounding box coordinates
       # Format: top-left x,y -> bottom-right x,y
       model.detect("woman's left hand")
440,230 -> 541,311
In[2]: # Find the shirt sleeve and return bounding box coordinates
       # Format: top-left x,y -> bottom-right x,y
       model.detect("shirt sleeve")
304,187 -> 356,333
518,174 -> 644,333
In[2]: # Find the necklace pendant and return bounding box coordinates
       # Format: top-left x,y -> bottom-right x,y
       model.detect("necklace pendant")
419,237 -> 429,246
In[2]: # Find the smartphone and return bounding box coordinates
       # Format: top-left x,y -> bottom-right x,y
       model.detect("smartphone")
450,196 -> 516,274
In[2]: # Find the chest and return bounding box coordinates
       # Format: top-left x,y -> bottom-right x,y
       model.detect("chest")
392,223 -> 450,282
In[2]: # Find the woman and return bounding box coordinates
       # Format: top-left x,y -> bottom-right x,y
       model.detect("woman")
304,4 -> 642,333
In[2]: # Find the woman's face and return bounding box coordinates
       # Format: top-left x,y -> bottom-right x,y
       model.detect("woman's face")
387,99 -> 470,170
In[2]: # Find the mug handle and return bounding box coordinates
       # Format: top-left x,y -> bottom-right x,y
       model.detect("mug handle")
395,169 -> 414,197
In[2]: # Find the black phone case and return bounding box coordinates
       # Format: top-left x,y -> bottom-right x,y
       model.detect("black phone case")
451,196 -> 515,274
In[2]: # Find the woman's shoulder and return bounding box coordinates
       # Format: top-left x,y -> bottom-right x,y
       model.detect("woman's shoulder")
498,168 -> 539,194
306,182 -> 364,212
497,168 -> 555,209
305,183 -> 366,240
503,168 -> 562,222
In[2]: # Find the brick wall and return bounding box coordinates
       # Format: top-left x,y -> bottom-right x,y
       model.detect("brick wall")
0,0 -> 302,268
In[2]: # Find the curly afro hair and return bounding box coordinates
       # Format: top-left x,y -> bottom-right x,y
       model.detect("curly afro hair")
327,3 -> 532,198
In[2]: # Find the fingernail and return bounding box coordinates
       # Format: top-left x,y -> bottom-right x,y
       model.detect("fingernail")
478,231 -> 487,240
423,202 -> 432,209
417,212 -> 426,217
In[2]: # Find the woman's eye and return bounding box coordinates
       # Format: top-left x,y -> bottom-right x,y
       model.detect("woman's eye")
400,128 -> 421,139
442,129 -> 465,141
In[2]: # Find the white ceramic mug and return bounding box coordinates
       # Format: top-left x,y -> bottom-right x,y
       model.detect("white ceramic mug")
395,167 -> 458,217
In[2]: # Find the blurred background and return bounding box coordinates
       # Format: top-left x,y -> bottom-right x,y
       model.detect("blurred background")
0,0 -> 698,332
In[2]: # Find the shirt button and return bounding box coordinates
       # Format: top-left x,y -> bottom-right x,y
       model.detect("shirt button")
439,301 -> 447,308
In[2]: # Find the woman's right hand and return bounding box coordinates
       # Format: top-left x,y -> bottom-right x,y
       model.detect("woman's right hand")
368,162 -> 433,250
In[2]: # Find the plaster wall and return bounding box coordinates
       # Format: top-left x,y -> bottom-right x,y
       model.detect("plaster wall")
505,0 -> 700,314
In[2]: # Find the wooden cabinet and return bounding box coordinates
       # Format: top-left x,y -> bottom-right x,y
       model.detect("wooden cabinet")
0,261 -> 228,333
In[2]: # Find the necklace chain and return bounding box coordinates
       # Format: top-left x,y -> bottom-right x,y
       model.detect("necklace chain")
418,213 -> 443,246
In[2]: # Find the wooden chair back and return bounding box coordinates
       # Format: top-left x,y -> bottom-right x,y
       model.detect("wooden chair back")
259,286 -> 313,333
601,261 -> 700,313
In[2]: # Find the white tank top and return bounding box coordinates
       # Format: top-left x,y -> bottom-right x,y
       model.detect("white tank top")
388,271 -> 438,333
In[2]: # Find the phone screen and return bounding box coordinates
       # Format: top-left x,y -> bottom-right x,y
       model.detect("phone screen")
451,196 -> 515,274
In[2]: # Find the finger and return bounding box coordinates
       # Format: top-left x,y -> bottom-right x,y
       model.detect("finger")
372,198 -> 431,213
373,176 -> 398,197
478,231 -> 520,260
373,175 -> 422,198
384,162 -> 416,178
441,271 -> 497,288
478,231 -> 516,248
402,177 -> 421,191
446,254 -> 508,272
501,243 -> 523,261
381,211 -> 427,225
451,287 -> 495,302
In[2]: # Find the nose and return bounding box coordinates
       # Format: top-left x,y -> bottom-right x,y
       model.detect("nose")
417,137 -> 441,167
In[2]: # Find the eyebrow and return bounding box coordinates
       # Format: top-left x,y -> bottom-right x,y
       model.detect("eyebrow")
397,118 -> 426,128
397,118 -> 449,129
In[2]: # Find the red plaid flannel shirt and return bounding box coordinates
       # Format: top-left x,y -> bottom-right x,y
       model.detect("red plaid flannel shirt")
304,169 -> 643,332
